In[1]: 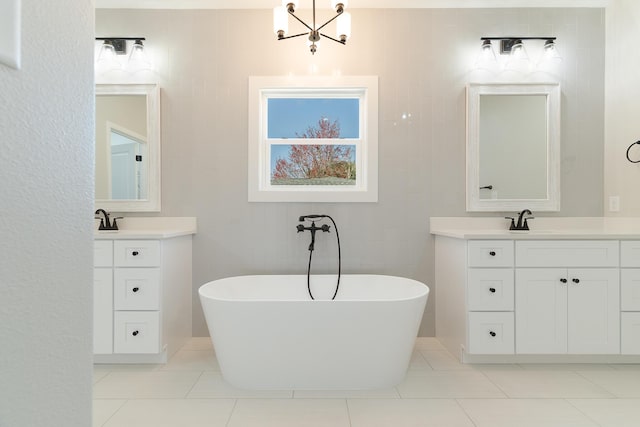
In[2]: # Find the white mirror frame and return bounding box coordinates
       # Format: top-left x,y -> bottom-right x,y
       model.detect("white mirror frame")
466,83 -> 561,212
95,84 -> 161,212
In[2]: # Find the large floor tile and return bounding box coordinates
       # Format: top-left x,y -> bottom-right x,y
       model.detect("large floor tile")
93,399 -> 126,427
187,371 -> 293,398
414,337 -> 446,351
483,370 -> 614,398
569,399 -> 640,427
348,398 -> 475,427
102,399 -> 235,427
458,399 -> 600,427
93,371 -> 202,398
180,337 -> 214,351
610,364 -> 640,371
159,349 -> 220,371
227,399 -> 350,427
577,370 -> 640,397
396,371 -> 506,398
294,387 -> 399,399
408,350 -> 433,371
420,350 -> 473,371
519,363 -> 614,371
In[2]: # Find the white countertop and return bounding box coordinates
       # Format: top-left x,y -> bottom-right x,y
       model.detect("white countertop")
94,217 -> 197,239
430,217 -> 640,240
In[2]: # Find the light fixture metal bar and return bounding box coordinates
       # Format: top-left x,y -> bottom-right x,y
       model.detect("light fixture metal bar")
288,10 -> 314,32
320,32 -> 345,45
278,31 -> 310,40
480,37 -> 556,41
95,37 -> 146,41
316,11 -> 341,32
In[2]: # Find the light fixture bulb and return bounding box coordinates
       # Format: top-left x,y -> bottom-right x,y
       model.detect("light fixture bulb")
505,39 -> 530,71
336,12 -> 351,42
273,6 -> 288,37
128,39 -> 153,71
474,39 -> 497,70
96,40 -> 122,72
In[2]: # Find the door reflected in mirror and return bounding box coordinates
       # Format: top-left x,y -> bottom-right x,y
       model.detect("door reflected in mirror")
96,95 -> 148,200
95,84 -> 160,212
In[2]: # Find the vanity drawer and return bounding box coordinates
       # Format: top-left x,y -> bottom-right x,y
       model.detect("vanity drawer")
468,240 -> 514,267
621,312 -> 640,354
114,240 -> 161,267
468,312 -> 514,354
621,241 -> 640,267
114,268 -> 161,311
621,269 -> 640,311
94,240 -> 113,267
467,268 -> 514,311
114,311 -> 161,354
516,240 -> 619,267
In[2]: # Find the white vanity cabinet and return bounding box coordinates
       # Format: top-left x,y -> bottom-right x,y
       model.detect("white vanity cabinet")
621,241 -> 640,354
433,231 -> 640,363
93,234 -> 193,363
466,241 -> 515,355
515,240 -> 620,355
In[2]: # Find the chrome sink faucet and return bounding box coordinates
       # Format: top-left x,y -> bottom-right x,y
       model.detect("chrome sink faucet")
505,209 -> 534,231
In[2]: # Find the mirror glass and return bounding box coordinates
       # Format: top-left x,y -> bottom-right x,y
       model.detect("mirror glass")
95,84 -> 160,212
467,83 -> 560,212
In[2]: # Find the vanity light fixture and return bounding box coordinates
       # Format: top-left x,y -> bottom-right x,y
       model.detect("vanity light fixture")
95,37 -> 152,72
273,0 -> 351,55
478,37 -> 560,70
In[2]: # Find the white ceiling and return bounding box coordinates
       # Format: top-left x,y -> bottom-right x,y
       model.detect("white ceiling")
95,0 -> 609,9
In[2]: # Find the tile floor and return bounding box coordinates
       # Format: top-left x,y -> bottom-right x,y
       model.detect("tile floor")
93,337 -> 640,426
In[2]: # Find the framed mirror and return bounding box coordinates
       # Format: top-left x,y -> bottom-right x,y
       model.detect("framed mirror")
95,84 -> 161,212
466,83 -> 560,212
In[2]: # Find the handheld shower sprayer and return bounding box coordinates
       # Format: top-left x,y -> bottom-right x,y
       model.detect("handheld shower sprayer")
296,214 -> 342,300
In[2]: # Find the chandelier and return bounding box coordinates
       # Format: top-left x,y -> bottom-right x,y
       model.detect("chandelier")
273,0 -> 351,55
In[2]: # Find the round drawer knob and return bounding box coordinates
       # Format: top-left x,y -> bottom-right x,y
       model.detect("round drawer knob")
560,278 -> 568,283
132,330 -> 139,336
489,287 -> 496,293
489,331 -> 497,337
132,251 -> 139,256
572,278 -> 580,284
489,251 -> 496,257
132,287 -> 139,293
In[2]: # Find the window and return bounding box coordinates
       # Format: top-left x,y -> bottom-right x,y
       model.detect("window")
249,76 -> 378,202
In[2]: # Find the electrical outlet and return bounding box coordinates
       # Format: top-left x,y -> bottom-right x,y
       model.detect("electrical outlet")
609,196 -> 620,212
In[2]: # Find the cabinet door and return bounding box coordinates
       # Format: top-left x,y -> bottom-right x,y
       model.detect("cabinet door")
515,268 -> 567,354
567,268 -> 620,354
93,268 -> 113,354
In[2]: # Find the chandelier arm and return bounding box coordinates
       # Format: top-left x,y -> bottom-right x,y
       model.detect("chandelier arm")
278,31 -> 310,40
288,11 -> 314,32
319,32 -> 346,45
316,13 -> 341,32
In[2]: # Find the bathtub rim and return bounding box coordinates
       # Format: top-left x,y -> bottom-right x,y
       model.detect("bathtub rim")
198,274 -> 429,303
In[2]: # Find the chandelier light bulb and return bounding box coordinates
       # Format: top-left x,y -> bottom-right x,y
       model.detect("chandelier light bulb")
336,12 -> 351,42
273,6 -> 288,37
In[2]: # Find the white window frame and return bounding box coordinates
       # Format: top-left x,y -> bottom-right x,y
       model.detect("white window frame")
248,76 -> 378,202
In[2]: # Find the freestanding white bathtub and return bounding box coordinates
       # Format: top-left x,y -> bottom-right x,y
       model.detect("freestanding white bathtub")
199,274 -> 429,390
